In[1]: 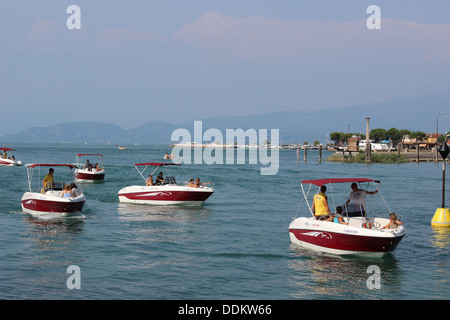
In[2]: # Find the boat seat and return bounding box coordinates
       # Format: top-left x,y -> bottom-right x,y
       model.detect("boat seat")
348,217 -> 366,228
45,190 -> 61,197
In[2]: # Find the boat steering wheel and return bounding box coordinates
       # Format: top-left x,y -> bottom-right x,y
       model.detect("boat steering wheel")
371,221 -> 382,229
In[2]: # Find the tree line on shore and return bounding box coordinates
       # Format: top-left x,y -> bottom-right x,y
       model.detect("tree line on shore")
330,128 -> 450,145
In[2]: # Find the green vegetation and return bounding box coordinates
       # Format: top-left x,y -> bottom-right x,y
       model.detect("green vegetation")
327,152 -> 409,163
329,127 -> 434,145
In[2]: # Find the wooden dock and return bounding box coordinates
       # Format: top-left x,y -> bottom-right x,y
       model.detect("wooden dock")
329,149 -> 448,163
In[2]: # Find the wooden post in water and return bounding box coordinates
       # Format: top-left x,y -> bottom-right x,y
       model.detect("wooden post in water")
319,145 -> 322,163
304,147 -> 307,162
365,117 -> 371,163
416,144 -> 420,163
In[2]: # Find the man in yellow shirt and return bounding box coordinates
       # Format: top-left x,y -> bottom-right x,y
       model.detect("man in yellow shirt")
312,185 -> 331,221
41,168 -> 54,193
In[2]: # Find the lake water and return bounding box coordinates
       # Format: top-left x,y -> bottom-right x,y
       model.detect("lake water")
0,143 -> 448,301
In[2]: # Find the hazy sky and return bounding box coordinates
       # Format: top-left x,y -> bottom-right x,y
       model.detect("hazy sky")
1,1 -> 450,136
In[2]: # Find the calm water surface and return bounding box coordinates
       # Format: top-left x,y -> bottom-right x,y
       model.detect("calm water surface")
0,143 -> 448,300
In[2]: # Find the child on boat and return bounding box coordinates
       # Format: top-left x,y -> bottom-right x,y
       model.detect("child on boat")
332,206 -> 348,225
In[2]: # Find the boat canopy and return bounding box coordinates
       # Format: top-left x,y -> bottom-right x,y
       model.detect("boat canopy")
76,153 -> 103,157
301,178 -> 380,186
26,163 -> 78,169
135,162 -> 181,167
0,147 -> 16,151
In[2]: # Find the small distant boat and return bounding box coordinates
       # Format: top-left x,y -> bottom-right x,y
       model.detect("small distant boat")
21,164 -> 86,216
289,178 -> 406,257
74,153 -> 105,183
118,162 -> 214,205
118,146 -> 127,150
0,147 -> 22,166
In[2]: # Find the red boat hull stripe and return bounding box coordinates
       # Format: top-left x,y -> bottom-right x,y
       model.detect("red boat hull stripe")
22,199 -> 85,213
119,190 -> 213,202
289,228 -> 404,252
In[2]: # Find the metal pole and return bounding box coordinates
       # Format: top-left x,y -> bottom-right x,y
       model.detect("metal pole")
443,160 -> 446,208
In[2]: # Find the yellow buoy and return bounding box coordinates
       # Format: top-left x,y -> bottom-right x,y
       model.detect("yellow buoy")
431,208 -> 450,227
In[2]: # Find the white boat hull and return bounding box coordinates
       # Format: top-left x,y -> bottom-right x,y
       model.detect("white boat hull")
118,185 -> 214,205
21,191 -> 86,215
289,217 -> 406,256
0,158 -> 22,166
74,168 -> 105,182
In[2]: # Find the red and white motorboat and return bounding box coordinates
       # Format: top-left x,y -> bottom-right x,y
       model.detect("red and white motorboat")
118,162 -> 214,205
21,164 -> 86,216
0,147 -> 22,166
289,178 -> 406,257
74,153 -> 105,182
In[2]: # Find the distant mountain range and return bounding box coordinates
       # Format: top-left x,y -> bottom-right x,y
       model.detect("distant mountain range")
2,92 -> 449,145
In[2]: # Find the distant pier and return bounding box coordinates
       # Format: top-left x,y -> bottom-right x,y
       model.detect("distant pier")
329,149 -> 448,163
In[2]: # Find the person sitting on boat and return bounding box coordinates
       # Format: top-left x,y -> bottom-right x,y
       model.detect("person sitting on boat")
332,206 -> 348,225
311,185 -> 331,221
155,172 -> 165,185
194,178 -> 210,188
345,182 -> 378,215
41,168 -> 54,193
61,184 -> 72,198
186,179 -> 196,187
70,183 -> 80,197
383,213 -> 403,229
146,175 -> 155,186
83,159 -> 93,171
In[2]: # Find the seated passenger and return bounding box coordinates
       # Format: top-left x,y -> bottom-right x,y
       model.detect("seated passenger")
83,159 -> 93,171
70,183 -> 80,197
155,172 -> 164,185
194,178 -> 210,188
186,179 -> 195,187
332,206 -> 348,225
146,175 -> 154,186
61,184 -> 72,198
383,213 -> 403,229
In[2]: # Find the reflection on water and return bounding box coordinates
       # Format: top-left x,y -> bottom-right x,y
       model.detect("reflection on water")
429,227 -> 450,299
117,203 -> 211,223
287,245 -> 402,299
24,215 -> 85,265
13,215 -> 87,298
115,203 -> 213,255
430,227 -> 450,250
